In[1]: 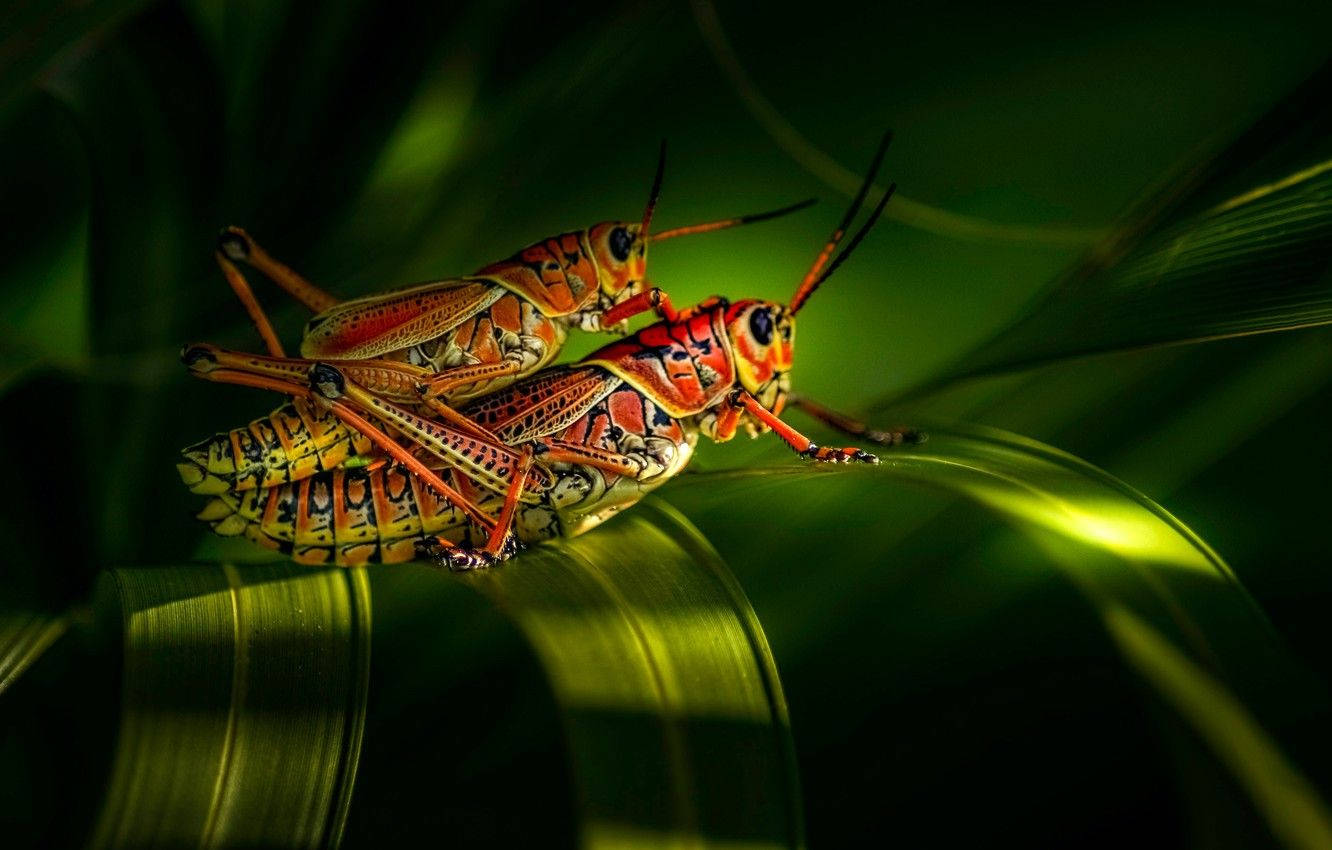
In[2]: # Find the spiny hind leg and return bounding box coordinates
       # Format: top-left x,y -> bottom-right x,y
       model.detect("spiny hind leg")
181,342 -> 499,443
416,359 -> 525,400
214,249 -> 286,358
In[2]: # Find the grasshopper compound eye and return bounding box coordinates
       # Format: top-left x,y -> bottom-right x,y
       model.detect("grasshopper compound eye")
609,226 -> 633,262
748,307 -> 774,346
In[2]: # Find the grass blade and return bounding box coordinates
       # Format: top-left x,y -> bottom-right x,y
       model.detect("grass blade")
892,60 -> 1332,395
90,564 -> 371,849
457,499 -> 803,849
673,425 -> 1332,846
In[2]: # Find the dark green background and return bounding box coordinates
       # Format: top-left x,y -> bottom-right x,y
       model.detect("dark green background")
2,0 -> 1331,846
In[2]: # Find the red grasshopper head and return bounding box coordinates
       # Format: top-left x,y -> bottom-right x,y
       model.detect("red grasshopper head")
720,131 -> 897,428
589,144 -> 818,316
724,299 -> 794,415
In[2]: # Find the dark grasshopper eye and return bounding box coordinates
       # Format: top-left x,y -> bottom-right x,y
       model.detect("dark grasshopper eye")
609,226 -> 633,262
749,307 -> 773,345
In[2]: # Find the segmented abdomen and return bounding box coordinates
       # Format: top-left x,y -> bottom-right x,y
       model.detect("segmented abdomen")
196,465 -> 479,566
177,398 -> 374,495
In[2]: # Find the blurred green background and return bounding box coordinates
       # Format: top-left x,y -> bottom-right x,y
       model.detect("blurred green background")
2,0 -> 1331,846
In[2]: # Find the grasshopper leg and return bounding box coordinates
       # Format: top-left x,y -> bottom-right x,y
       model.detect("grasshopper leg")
722,389 -> 882,464
186,362 -> 500,535
416,447 -> 534,572
788,395 -> 926,447
181,342 -> 504,443
217,227 -> 339,313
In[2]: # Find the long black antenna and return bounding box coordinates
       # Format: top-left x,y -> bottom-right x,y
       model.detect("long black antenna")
789,130 -> 894,314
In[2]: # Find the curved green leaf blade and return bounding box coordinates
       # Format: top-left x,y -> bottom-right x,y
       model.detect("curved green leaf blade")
90,564 -> 371,849
459,499 -> 802,849
77,503 -> 799,848
1103,605 -> 1332,850
673,425 -> 1332,848
896,60 -> 1332,394
0,611 -> 68,697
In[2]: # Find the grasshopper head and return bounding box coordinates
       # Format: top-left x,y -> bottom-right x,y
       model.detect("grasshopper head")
587,221 -> 649,304
724,299 -> 794,417
721,132 -> 897,431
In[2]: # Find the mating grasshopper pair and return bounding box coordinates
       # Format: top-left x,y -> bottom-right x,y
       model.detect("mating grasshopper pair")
178,134 -> 918,568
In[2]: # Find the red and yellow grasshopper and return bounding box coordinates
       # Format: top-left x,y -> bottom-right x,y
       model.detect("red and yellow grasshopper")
183,132 -> 919,568
179,146 -> 811,494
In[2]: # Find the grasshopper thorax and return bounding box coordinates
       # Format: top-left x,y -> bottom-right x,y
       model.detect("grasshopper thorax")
724,299 -> 794,415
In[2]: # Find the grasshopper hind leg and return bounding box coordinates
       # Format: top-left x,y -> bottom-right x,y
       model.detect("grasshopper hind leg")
415,443 -> 535,571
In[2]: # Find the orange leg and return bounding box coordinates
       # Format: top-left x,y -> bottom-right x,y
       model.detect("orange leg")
486,447 -> 533,552
186,365 -> 498,534
418,359 -> 525,400
788,396 -> 926,446
181,342 -> 501,442
217,227 -> 339,313
600,286 -> 679,326
536,438 -> 653,479
312,364 -> 550,501
418,447 -> 533,571
215,252 -> 286,358
725,390 -> 879,464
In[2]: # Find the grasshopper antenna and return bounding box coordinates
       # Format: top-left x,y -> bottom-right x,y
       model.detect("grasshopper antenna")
802,181 -> 896,302
640,140 -> 668,241
650,197 -> 817,242
789,130 -> 894,315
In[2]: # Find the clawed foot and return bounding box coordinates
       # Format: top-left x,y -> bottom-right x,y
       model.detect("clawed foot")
415,535 -> 523,572
798,443 -> 879,464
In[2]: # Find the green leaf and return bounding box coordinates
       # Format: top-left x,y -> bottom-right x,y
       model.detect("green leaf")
89,564 -> 371,849
1102,606 -> 1332,850
458,499 -> 801,849
71,502 -> 798,848
895,60 -> 1332,393
0,611 -> 68,697
672,424 -> 1332,847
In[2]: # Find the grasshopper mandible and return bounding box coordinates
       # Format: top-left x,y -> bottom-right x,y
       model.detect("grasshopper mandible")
184,132 -> 918,569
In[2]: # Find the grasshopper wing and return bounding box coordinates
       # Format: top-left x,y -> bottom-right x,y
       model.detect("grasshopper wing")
462,366 -> 623,444
300,278 -> 504,359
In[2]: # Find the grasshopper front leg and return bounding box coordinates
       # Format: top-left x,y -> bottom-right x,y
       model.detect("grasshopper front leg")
720,389 -> 880,464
